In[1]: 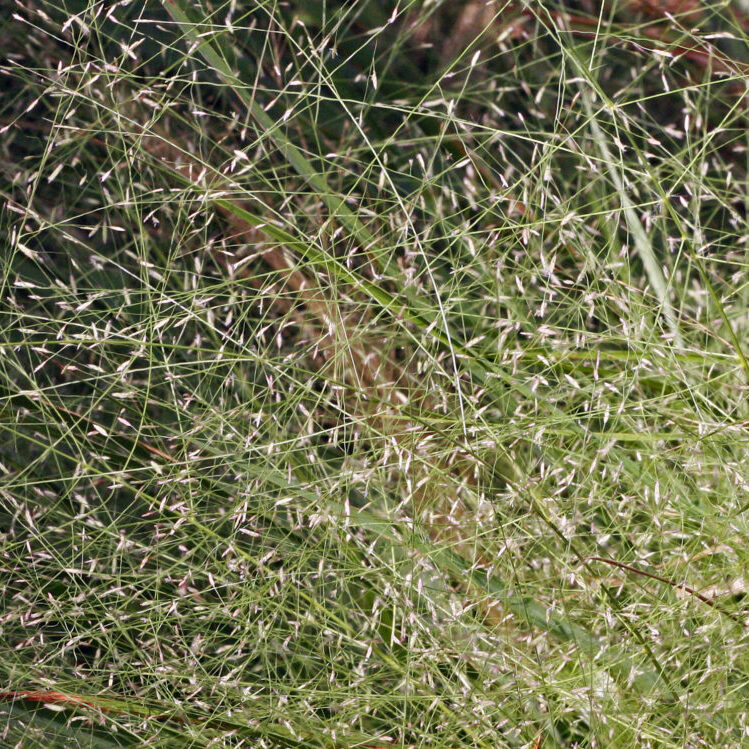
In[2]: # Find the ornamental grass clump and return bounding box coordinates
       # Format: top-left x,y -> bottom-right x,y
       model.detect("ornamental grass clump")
2,1 -> 749,746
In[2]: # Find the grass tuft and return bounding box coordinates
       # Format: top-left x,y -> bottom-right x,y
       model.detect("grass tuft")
2,0 -> 749,746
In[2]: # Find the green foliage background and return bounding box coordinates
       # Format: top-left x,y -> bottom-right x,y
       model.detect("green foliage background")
2,0 -> 749,746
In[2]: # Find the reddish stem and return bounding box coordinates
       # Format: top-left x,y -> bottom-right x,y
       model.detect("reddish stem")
589,556 -> 745,626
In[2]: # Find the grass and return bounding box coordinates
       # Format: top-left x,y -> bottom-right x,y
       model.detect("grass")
2,0 -> 749,746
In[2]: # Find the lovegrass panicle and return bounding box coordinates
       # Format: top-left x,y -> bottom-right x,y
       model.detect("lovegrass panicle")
2,0 -> 749,746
